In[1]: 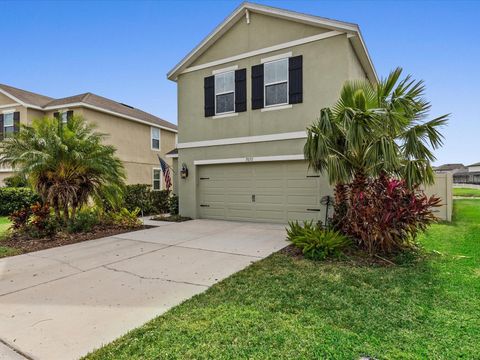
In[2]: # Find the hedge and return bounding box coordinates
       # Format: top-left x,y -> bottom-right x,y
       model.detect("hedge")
123,184 -> 170,215
0,187 -> 41,216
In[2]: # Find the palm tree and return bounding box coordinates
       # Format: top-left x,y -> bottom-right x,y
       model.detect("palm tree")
0,116 -> 125,223
304,67 -> 448,189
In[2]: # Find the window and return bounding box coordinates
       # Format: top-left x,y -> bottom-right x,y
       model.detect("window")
153,168 -> 161,191
264,58 -> 288,107
3,112 -> 14,138
215,71 -> 235,114
61,112 -> 68,124
151,127 -> 160,150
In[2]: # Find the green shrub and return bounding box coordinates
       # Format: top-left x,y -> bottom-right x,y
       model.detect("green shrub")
68,208 -> 101,233
3,174 -> 28,188
123,184 -> 152,213
168,194 -> 179,215
108,207 -> 142,228
0,187 -> 41,216
151,190 -> 170,214
123,184 -> 169,215
287,220 -> 351,260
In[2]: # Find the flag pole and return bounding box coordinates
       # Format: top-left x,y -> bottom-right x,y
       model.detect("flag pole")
157,154 -> 176,174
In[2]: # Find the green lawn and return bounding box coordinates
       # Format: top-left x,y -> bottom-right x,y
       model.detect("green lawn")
453,187 -> 480,197
82,200 -> 477,358
0,216 -> 19,258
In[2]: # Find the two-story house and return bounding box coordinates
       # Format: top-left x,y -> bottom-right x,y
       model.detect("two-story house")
0,83 -> 177,188
167,2 -> 377,223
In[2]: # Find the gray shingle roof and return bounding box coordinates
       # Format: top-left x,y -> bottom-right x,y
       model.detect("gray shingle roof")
0,83 -> 54,107
166,148 -> 178,156
434,163 -> 465,171
0,84 -> 177,131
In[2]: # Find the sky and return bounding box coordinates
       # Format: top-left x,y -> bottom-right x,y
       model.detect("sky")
1,0 -> 478,166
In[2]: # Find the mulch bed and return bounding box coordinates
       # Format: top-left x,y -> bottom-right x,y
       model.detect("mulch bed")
280,244 -> 423,267
150,215 -> 192,222
2,224 -> 153,255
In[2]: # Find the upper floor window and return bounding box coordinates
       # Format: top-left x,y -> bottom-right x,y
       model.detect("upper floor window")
264,58 -> 288,107
53,110 -> 72,124
3,112 -> 14,137
151,127 -> 160,150
61,112 -> 68,124
153,168 -> 161,190
215,71 -> 235,114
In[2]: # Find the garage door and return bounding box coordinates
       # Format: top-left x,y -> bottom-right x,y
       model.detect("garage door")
198,161 -> 332,223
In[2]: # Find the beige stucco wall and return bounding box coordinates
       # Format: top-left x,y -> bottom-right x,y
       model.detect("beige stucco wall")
26,108 -> 47,124
0,93 -> 16,105
347,42 -> 367,79
175,14 -> 368,218
192,12 -> 330,67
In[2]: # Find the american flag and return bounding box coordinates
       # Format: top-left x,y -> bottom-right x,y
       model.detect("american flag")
158,156 -> 172,191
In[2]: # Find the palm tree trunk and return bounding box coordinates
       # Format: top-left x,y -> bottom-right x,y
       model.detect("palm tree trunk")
63,203 -> 69,224
53,197 -> 61,221
351,169 -> 367,193
71,202 -> 77,222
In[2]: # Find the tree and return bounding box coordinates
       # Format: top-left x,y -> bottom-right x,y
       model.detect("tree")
0,116 -> 126,223
304,68 -> 448,233
304,67 -> 448,189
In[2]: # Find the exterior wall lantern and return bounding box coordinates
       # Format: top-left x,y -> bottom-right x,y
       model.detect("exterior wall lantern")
180,163 -> 189,179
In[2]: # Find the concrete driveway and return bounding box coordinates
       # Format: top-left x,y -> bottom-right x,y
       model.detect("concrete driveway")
0,219 -> 287,360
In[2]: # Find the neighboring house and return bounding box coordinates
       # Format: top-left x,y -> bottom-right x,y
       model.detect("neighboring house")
0,83 -> 177,189
453,162 -> 480,184
466,162 -> 480,173
434,163 -> 466,174
167,2 -> 377,223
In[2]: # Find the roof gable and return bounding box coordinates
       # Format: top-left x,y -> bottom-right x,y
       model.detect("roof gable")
0,83 -> 53,108
167,2 -> 377,83
190,11 -> 331,68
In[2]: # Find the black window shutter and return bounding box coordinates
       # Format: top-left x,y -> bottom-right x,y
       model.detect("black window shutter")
251,64 -> 264,110
67,110 -> 74,120
204,76 -> 215,117
13,112 -> 20,133
53,112 -> 60,119
0,114 -> 4,141
289,55 -> 303,104
234,69 -> 247,112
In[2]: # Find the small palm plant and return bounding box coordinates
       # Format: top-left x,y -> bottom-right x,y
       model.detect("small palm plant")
304,67 -> 448,189
0,116 -> 125,223
304,68 -> 448,254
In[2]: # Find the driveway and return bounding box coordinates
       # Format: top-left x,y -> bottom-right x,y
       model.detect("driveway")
0,220 -> 287,360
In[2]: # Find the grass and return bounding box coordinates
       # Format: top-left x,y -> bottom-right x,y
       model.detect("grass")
453,187 -> 480,197
0,216 -> 19,258
81,200 -> 478,358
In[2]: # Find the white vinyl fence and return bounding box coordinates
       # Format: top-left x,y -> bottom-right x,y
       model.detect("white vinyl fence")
423,173 -> 453,222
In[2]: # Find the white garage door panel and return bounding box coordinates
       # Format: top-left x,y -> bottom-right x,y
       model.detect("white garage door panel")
198,161 -> 331,223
